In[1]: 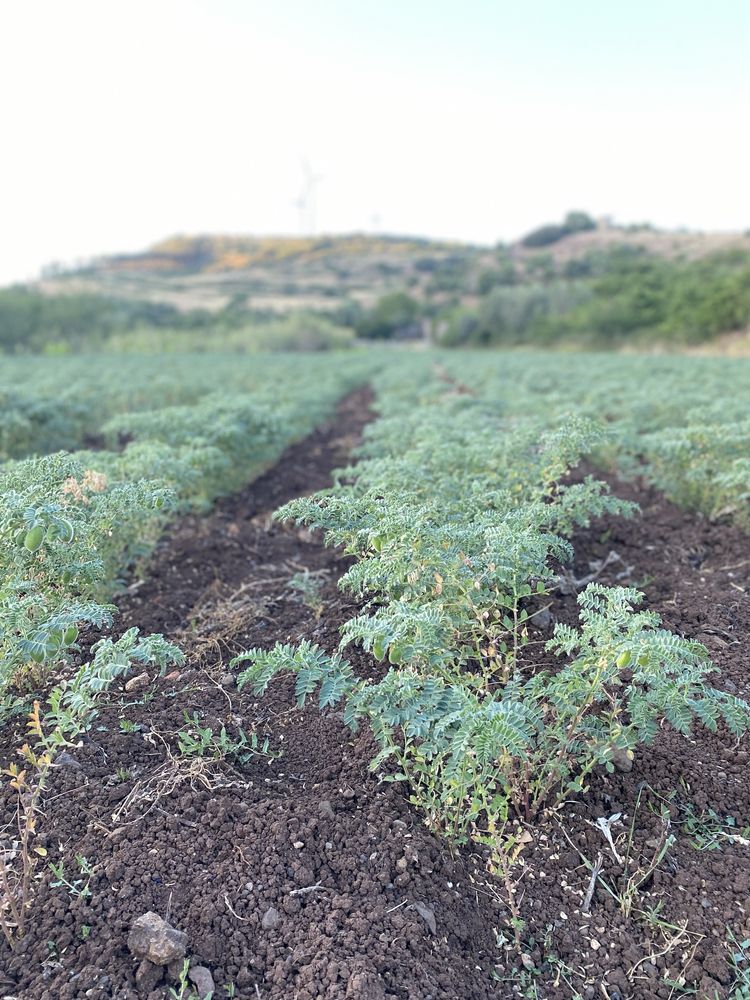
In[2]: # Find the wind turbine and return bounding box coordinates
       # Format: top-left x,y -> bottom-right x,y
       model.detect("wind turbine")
293,159 -> 323,234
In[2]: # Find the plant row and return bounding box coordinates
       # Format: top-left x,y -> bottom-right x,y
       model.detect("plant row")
0,355 -> 376,946
234,357 -> 750,854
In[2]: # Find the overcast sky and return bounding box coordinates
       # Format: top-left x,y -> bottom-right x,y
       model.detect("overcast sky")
2,0 -> 749,285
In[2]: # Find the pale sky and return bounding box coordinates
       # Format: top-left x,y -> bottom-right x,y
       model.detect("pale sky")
2,0 -> 749,286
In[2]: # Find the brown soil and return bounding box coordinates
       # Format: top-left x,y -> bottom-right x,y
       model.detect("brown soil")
1,392 -> 749,1000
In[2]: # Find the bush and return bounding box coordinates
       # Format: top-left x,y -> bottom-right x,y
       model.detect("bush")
520,211 -> 596,248
0,288 -> 211,353
441,246 -> 750,347
477,261 -> 517,294
355,292 -> 421,340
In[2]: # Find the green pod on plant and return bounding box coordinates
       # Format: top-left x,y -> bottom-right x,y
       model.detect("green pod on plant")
55,519 -> 75,543
28,632 -> 60,662
387,642 -> 405,664
61,570 -> 72,585
616,650 -> 631,669
24,525 -> 45,552
63,625 -> 79,645
372,637 -> 387,660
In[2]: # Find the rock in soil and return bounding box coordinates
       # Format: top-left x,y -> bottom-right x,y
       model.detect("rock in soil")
124,671 -> 150,693
261,905 -> 282,930
127,911 -> 187,966
188,965 -> 216,998
134,959 -> 164,992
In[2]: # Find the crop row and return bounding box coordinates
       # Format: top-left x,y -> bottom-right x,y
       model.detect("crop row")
0,352 -> 375,710
0,352 -> 376,945
440,350 -> 750,529
235,356 -> 750,855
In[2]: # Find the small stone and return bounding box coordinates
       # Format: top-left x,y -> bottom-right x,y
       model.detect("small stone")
611,748 -> 634,773
219,672 -> 236,688
164,670 -> 181,681
411,902 -> 436,935
534,608 -> 553,628
55,751 -> 81,770
341,787 -> 356,799
261,906 -> 281,930
135,959 -> 164,992
125,672 -> 150,693
590,938 -> 601,951
127,912 -> 187,966
188,966 -> 216,999
167,958 -> 185,981
318,799 -> 335,820
293,841 -> 305,849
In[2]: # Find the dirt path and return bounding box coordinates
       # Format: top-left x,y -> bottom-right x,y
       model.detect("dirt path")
2,394 -> 749,1000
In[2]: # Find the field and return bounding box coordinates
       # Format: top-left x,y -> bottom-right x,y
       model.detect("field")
1,348 -> 749,1000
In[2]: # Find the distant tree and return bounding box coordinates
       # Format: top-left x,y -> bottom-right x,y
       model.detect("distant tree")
563,211 -> 596,233
521,211 -> 596,248
525,253 -> 556,283
520,224 -> 569,248
356,292 -> 421,340
477,261 -> 517,294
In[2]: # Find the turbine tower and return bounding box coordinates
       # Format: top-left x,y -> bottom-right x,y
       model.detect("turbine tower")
293,159 -> 323,235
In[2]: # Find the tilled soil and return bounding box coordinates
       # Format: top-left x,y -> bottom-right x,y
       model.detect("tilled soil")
1,390 -> 749,1000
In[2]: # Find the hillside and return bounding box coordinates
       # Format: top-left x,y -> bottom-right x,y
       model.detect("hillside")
38,224 -> 750,319
517,222 -> 750,264
40,234 -> 488,314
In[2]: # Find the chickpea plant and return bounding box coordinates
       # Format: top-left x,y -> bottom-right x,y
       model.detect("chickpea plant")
233,586 -> 750,847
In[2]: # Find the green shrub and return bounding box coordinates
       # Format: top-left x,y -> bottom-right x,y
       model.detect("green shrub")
520,211 -> 596,248
356,292 -> 421,340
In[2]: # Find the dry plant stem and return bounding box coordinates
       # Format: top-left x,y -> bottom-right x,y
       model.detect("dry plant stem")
493,849 -> 525,955
627,920 -> 691,982
581,852 -> 603,913
289,882 -> 329,896
109,733 -> 249,830
1,748 -> 52,948
0,850 -> 22,947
